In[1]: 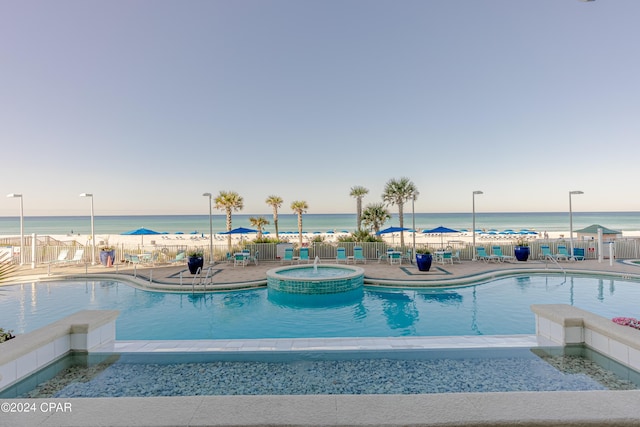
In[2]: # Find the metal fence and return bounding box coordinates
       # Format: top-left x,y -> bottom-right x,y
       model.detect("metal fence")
5,238 -> 640,266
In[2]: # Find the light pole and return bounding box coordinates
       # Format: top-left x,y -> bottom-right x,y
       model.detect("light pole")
411,193 -> 417,263
79,193 -> 96,265
472,190 -> 483,261
569,190 -> 584,255
6,193 -> 24,265
203,192 -> 214,264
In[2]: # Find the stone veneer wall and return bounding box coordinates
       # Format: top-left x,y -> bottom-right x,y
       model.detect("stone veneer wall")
0,310 -> 119,390
531,304 -> 640,372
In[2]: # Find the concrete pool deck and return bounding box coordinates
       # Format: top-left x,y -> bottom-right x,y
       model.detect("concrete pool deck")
4,258 -> 640,426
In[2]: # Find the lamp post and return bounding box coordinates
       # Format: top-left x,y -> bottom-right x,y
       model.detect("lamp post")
569,190 -> 584,255
203,192 -> 214,264
411,193 -> 417,263
6,193 -> 24,265
472,190 -> 483,261
79,193 -> 96,265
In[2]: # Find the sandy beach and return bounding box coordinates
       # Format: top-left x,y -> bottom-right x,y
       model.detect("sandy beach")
40,229 -> 640,250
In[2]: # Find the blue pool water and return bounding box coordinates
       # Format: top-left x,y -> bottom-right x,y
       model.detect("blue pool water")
1,274 -> 639,340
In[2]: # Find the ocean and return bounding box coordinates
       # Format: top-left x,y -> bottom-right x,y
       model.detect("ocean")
0,212 -> 639,236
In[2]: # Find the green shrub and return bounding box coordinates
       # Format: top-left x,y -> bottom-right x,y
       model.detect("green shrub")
0,328 -> 15,343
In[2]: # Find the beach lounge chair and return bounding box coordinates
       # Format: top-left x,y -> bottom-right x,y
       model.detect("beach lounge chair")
298,247 -> 310,263
492,246 -> 515,263
45,249 -> 69,265
125,254 -> 141,264
63,249 -> 84,265
282,247 -> 294,264
336,247 -> 347,263
476,247 -> 499,263
352,246 -> 366,264
555,245 -> 571,261
539,245 -> 554,260
169,251 -> 186,264
572,247 -> 585,261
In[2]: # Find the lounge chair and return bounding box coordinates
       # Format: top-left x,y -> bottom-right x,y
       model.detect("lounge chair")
377,248 -> 393,263
45,249 -> 69,265
169,251 -> 186,264
492,246 -> 515,263
63,249 -> 84,265
572,247 -> 585,261
476,247 -> 499,262
125,254 -> 141,264
539,245 -> 554,260
555,245 -> 571,261
282,247 -> 294,264
298,247 -> 310,263
352,246 -> 366,264
336,247 -> 347,263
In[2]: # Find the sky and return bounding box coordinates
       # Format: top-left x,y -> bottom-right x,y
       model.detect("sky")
1,0 -> 639,217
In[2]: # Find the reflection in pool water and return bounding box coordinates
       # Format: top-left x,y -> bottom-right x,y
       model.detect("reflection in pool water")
0,274 -> 638,340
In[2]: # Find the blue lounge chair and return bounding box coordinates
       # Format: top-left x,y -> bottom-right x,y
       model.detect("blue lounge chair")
555,245 -> 571,261
169,251 -> 186,264
298,247 -> 310,263
336,247 -> 347,263
539,245 -> 554,260
352,246 -> 366,264
492,246 -> 515,263
572,247 -> 585,261
476,247 -> 499,262
282,247 -> 294,264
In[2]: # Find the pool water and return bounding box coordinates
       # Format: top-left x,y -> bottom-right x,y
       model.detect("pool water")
2,346 -> 638,398
1,275 -> 639,340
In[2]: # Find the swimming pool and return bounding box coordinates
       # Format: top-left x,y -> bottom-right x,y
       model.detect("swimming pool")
1,274 -> 638,340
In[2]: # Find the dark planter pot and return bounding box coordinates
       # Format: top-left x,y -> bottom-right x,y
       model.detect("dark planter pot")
415,253 -> 433,271
187,256 -> 204,274
99,250 -> 115,266
514,246 -> 530,262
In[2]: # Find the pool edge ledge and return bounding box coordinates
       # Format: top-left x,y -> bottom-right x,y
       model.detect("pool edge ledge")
0,310 -> 119,390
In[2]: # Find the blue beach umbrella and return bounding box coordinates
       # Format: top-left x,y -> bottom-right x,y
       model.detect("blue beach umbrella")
121,227 -> 161,245
219,227 -> 258,235
376,226 -> 412,235
422,226 -> 459,247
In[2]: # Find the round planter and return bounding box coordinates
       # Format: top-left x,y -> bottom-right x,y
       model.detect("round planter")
415,253 -> 432,271
514,246 -> 530,262
99,250 -> 115,266
187,256 -> 204,274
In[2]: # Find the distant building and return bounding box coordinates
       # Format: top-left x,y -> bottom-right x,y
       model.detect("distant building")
575,224 -> 622,241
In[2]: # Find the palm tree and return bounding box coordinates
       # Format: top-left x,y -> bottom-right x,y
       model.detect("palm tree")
265,195 -> 283,240
361,203 -> 391,235
382,177 -> 418,247
290,200 -> 308,247
249,216 -> 269,239
349,185 -> 369,231
214,190 -> 244,251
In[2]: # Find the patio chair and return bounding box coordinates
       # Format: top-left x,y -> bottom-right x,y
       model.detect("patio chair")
249,250 -> 259,265
555,245 -> 571,261
439,251 -> 453,265
539,245 -> 554,260
476,247 -> 499,262
336,247 -> 347,263
352,246 -> 366,264
234,253 -> 248,267
377,248 -> 393,263
492,246 -> 515,263
45,249 -> 69,265
451,250 -> 461,263
298,247 -> 310,263
282,247 -> 294,264
572,247 -> 585,261
389,251 -> 402,265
